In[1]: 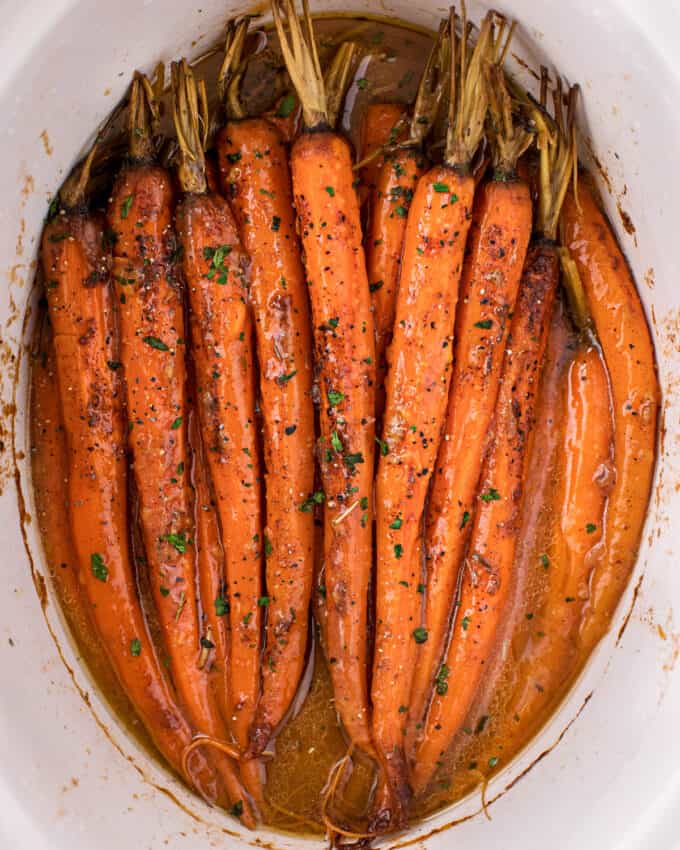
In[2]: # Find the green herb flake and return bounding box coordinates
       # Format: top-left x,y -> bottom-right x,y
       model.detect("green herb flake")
90,553 -> 108,582
460,510 -> 470,530
170,416 -> 182,430
143,335 -> 169,352
474,319 -> 493,330
331,431 -> 343,453
325,186 -> 335,197
327,389 -> 345,407
540,553 -> 550,569
394,543 -> 403,559
277,369 -> 297,386
257,596 -> 270,607
586,522 -> 597,534
356,77 -> 369,90
229,800 -> 244,818
417,583 -> 425,594
488,756 -> 499,768
433,182 -> 450,193
461,615 -> 471,631
412,627 -> 428,644
435,664 -> 450,695
130,638 -> 142,657
264,536 -> 273,557
376,437 -> 389,457
481,488 -> 501,502
160,531 -> 188,553
389,515 -> 403,530
271,215 -> 281,232
369,279 -> 384,293
215,596 -> 229,616
276,94 -> 296,118
120,195 -> 134,219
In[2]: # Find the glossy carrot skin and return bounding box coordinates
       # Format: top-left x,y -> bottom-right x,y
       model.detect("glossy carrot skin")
109,164 -> 222,738
217,118 -> 315,755
291,130 -> 376,755
358,102 -> 406,206
42,211 -> 218,799
175,192 -> 264,802
562,186 -> 659,650
411,241 -> 559,794
408,177 -> 532,744
510,343 -> 613,723
366,148 -> 426,399
372,165 -> 475,817
205,154 -> 222,195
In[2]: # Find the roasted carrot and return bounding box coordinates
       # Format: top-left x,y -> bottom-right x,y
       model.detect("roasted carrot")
411,77 -> 578,795
408,59 -> 533,749
42,151 -> 219,801
509,339 -> 613,726
358,101 -> 406,207
365,26 -> 446,409
216,21 -> 316,757
370,9 -> 492,825
272,0 -> 376,761
562,180 -> 659,652
171,58 -> 265,807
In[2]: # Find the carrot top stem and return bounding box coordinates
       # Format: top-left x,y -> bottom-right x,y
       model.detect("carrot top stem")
59,143 -> 98,209
444,5 -> 494,169
128,72 -> 160,161
323,41 -> 360,128
532,74 -> 579,239
485,63 -> 532,176
558,246 -> 591,331
171,59 -> 209,194
403,18 -> 450,147
271,0 -> 328,128
218,17 -> 251,117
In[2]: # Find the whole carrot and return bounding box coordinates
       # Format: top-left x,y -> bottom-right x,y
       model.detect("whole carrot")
365,24 -> 446,408
411,77 -> 579,795
370,9 -> 492,825
272,0 -> 376,761
171,58 -> 264,807
408,58 -> 533,749
562,179 -> 659,652
216,19 -> 316,757
42,151 -> 219,801
109,76 -> 254,818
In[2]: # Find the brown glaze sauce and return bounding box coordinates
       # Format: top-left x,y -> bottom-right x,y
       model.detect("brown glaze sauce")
29,16 -> 645,839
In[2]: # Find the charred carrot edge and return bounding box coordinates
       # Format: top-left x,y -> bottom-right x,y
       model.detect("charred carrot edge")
42,151 -> 220,802
357,102 -> 407,208
172,57 -> 265,812
407,57 -> 533,754
370,9 -> 494,827
272,0 -> 376,768
562,180 -> 659,651
411,75 -> 579,796
365,24 -> 447,415
217,25 -> 316,757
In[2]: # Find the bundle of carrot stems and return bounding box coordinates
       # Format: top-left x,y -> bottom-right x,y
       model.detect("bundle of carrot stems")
39,0 -> 658,840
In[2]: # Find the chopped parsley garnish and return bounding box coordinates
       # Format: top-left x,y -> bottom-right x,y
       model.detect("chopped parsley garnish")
412,627 -> 428,644
586,522 -> 597,534
389,515 -> 403,530
90,553 -> 108,582
277,370 -> 297,386
433,182 -> 450,193
327,389 -> 344,406
435,664 -> 450,695
276,94 -> 296,117
120,195 -> 134,219
300,491 -> 325,512
160,531 -> 188,553
264,536 -> 273,557
170,416 -> 182,430
461,615 -> 471,631
481,488 -> 501,502
215,596 -> 229,616
376,437 -> 389,457
325,186 -> 335,197
394,543 -> 403,559
257,596 -> 270,607
331,431 -> 343,452
474,319 -> 493,330
460,510 -> 470,530
143,336 -> 169,351
130,638 -> 142,657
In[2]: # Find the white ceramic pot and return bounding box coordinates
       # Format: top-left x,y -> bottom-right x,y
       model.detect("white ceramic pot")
2,0 -> 679,848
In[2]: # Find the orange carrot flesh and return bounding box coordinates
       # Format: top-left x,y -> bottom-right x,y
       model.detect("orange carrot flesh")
358,102 -> 406,206
175,191 -> 264,804
371,164 -> 474,817
411,240 -> 560,795
291,130 -> 376,756
366,148 -> 426,399
42,210 -> 218,800
217,118 -> 316,755
408,176 -> 532,747
510,342 -> 613,722
562,185 -> 659,650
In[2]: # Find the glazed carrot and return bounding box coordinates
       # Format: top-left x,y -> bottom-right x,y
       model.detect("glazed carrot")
41,153 -> 219,801
370,10 -> 491,824
205,153 -> 222,195
408,60 -> 533,749
216,25 -> 316,757
365,27 -> 446,406
509,339 -> 613,725
411,78 -> 578,795
272,0 -> 375,761
171,59 -> 265,807
358,101 -> 406,206
108,76 -> 254,821
562,180 -> 659,652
